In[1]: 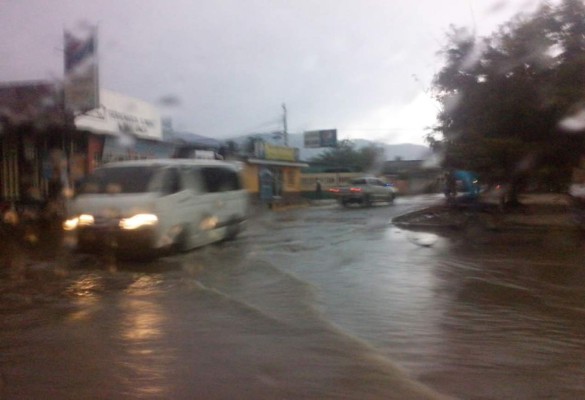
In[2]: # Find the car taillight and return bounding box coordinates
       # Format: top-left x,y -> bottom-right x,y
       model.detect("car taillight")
328,188 -> 340,193
350,187 -> 362,193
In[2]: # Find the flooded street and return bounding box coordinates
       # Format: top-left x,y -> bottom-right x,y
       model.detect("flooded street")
1,196 -> 585,399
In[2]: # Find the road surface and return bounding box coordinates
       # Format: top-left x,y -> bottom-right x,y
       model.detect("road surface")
1,195 -> 584,399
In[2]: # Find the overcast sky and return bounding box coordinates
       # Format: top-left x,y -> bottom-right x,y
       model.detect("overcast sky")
1,0 -> 539,145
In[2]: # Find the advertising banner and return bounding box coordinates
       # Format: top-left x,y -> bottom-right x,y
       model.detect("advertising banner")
303,131 -> 321,148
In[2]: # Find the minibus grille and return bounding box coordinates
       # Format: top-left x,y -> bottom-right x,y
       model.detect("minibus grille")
92,215 -> 120,228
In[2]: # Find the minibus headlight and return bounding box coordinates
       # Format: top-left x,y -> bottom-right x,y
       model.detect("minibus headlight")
200,216 -> 219,230
119,214 -> 158,230
63,217 -> 79,231
78,214 -> 95,226
63,214 -> 95,231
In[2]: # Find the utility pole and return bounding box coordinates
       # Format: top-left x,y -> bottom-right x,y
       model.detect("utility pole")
282,103 -> 288,146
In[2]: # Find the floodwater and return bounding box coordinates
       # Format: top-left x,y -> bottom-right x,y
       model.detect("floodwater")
1,196 -> 584,399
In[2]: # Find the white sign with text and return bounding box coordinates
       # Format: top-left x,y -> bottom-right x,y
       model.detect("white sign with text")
75,89 -> 162,140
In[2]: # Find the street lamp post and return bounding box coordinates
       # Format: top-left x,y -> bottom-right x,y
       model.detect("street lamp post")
282,103 -> 288,147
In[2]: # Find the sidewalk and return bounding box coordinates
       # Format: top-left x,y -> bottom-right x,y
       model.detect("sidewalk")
392,193 -> 578,231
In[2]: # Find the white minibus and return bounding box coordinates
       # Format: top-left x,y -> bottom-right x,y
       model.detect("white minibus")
64,159 -> 249,257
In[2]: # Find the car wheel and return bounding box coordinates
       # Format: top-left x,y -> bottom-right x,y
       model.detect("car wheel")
224,219 -> 241,241
174,225 -> 191,252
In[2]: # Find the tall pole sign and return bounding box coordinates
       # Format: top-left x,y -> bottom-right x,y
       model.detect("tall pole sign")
64,27 -> 99,114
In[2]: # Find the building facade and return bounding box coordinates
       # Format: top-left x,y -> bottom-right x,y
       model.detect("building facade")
0,83 -> 173,216
0,81 -> 74,208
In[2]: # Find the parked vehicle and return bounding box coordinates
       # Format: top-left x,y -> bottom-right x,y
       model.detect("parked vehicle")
63,159 -> 249,257
328,177 -> 397,207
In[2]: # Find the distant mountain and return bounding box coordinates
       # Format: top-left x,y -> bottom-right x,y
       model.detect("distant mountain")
226,132 -> 430,161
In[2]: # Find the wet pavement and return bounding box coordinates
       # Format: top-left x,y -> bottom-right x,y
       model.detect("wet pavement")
1,195 -> 585,399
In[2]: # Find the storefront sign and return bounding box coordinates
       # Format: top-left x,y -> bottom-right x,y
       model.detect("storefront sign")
255,142 -> 298,162
101,136 -> 175,163
75,89 -> 162,140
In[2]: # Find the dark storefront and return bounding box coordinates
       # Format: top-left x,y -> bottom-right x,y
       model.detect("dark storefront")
0,82 -> 82,210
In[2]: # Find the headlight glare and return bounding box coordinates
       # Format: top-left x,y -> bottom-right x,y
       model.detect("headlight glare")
78,214 -> 95,226
63,217 -> 79,231
119,214 -> 158,230
200,216 -> 218,230
63,214 -> 95,231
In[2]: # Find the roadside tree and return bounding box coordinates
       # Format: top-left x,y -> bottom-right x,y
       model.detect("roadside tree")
309,140 -> 384,173
431,0 -> 585,203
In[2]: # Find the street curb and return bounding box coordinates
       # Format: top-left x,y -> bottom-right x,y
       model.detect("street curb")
391,206 -> 578,232
391,206 -> 450,227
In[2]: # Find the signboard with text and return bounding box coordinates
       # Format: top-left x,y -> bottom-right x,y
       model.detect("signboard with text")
75,89 -> 162,140
254,142 -> 298,162
101,136 -> 175,164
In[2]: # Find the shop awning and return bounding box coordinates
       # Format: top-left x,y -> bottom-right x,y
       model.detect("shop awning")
247,158 -> 309,168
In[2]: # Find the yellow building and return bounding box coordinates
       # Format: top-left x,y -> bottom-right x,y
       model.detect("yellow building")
241,142 -> 308,202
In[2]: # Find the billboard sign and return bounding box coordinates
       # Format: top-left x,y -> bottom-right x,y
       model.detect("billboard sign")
303,129 -> 337,148
304,131 -> 321,148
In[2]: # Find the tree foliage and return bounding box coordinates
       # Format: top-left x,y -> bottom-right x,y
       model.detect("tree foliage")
431,0 -> 585,193
309,140 -> 385,173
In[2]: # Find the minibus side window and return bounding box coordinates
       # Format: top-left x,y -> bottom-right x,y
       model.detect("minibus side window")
201,167 -> 221,193
201,167 -> 240,193
222,169 -> 241,191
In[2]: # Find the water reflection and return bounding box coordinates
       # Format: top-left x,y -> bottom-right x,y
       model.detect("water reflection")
121,298 -> 164,341
118,295 -> 174,398
66,273 -> 104,297
65,273 -> 104,321
124,275 -> 165,296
